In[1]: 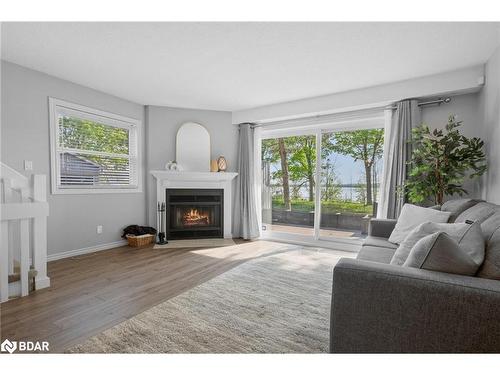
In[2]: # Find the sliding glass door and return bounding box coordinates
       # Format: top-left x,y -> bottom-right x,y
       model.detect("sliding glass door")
318,129 -> 384,241
259,111 -> 385,245
261,134 -> 317,238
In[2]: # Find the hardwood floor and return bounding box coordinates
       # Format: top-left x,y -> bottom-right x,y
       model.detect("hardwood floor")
0,240 -> 294,352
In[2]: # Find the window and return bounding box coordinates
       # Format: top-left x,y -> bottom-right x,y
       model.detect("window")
258,107 -> 386,247
49,98 -> 142,194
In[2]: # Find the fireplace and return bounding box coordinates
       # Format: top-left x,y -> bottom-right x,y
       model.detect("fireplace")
166,188 -> 223,240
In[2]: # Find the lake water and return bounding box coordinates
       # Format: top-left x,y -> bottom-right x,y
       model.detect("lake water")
267,185 -> 380,203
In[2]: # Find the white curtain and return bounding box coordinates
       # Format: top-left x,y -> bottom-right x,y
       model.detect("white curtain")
233,123 -> 260,239
378,100 -> 421,219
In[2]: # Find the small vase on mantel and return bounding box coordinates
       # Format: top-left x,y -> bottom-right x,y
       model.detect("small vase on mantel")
217,156 -> 227,172
210,159 -> 219,172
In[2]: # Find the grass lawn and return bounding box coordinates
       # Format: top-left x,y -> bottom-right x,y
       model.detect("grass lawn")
272,199 -> 373,215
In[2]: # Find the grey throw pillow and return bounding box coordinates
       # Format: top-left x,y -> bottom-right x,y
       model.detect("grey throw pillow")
476,212 -> 500,279
441,198 -> 482,223
388,204 -> 451,244
403,223 -> 485,276
390,221 -> 484,266
454,202 -> 497,224
477,229 -> 500,279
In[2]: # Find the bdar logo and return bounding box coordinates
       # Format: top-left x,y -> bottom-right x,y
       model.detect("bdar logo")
1,339 -> 17,354
0,339 -> 49,353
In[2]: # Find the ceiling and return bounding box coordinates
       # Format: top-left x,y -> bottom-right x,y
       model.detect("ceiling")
2,22 -> 499,111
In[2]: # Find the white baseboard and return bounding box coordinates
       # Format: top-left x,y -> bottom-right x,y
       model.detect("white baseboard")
35,276 -> 51,289
47,240 -> 128,262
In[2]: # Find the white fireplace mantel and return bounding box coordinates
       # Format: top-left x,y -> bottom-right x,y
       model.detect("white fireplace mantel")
150,170 -> 238,238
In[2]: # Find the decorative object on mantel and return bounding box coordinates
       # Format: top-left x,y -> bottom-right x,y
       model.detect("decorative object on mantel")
217,156 -> 227,172
165,161 -> 181,171
176,122 -> 211,171
156,202 -> 168,245
210,159 -> 219,172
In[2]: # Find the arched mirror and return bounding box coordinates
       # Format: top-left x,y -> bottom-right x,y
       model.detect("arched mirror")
176,122 -> 211,172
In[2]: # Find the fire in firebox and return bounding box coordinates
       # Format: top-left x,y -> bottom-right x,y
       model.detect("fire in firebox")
182,208 -> 210,226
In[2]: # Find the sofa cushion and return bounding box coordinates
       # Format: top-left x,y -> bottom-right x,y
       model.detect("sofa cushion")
477,228 -> 500,279
455,202 -> 498,225
357,245 -> 396,264
441,198 -> 482,223
479,211 -> 500,239
388,204 -> 451,244
390,221 -> 484,266
363,236 -> 398,249
403,223 -> 485,276
476,210 -> 500,280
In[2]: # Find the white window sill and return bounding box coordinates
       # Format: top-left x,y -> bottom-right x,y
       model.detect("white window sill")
52,187 -> 143,195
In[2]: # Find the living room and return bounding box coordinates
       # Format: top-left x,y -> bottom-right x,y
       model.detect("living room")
1,2 -> 500,373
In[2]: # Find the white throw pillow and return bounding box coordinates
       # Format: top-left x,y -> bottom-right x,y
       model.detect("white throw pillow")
388,204 -> 451,244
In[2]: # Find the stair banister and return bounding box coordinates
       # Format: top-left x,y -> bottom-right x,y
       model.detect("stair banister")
32,174 -> 49,290
0,162 -> 50,303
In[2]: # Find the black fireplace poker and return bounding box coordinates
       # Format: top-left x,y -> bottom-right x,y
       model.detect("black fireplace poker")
157,202 -> 168,245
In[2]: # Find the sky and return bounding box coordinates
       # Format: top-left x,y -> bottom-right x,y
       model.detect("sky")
331,153 -> 362,184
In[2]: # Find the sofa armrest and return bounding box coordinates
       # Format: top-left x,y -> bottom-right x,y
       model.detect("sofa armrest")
331,258 -> 500,353
368,218 -> 397,238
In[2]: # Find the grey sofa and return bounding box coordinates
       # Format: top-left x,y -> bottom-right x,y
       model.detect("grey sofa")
330,199 -> 500,353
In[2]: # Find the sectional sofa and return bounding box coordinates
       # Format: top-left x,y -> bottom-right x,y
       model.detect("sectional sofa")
330,199 -> 500,353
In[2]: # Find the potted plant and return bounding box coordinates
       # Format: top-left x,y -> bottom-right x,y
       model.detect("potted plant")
405,115 -> 487,206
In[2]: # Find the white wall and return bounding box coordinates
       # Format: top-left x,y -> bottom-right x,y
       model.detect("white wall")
421,93 -> 483,198
421,93 -> 480,139
1,61 -> 147,256
480,45 -> 500,203
145,106 -> 237,226
232,65 -> 485,124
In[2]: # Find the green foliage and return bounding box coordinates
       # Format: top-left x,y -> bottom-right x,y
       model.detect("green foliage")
262,136 -> 319,201
326,129 -> 384,205
263,129 -> 384,209
262,138 -> 280,163
405,115 -> 487,205
321,161 -> 342,201
58,116 -> 131,185
327,129 -> 384,163
59,116 -> 129,155
287,136 -> 316,200
272,198 -> 372,215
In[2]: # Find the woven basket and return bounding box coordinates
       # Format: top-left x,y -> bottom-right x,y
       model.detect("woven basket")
126,234 -> 155,247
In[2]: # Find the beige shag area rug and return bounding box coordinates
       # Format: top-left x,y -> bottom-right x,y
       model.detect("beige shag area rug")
153,238 -> 236,249
69,246 -> 354,353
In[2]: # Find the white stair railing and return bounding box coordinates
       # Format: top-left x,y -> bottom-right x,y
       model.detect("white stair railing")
0,163 -> 50,303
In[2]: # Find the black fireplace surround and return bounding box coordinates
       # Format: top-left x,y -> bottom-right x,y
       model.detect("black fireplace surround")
166,188 -> 224,240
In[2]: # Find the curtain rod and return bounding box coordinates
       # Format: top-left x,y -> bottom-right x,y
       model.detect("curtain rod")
238,97 -> 452,129
386,97 -> 451,110
241,106 -> 386,129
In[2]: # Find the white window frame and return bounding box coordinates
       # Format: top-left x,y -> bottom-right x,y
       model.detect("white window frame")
49,97 -> 143,195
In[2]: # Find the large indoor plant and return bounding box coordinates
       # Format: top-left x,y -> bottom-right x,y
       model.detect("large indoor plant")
405,115 -> 487,205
